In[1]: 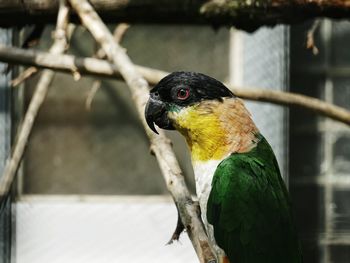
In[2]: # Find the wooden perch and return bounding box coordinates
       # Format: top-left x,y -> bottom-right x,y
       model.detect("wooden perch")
0,0 -> 70,199
0,44 -> 349,126
67,0 -> 217,262
0,0 -> 349,30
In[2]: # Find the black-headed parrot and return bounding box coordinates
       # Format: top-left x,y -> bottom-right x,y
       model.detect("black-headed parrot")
145,72 -> 302,263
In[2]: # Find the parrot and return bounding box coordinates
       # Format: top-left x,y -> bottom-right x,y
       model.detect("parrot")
145,71 -> 302,263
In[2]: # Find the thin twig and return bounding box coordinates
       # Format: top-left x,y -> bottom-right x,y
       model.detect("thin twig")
0,0 -> 71,199
113,23 -> 130,43
11,66 -> 38,87
12,24 -> 75,87
0,45 -> 349,126
68,0 -> 218,262
306,19 -> 321,55
94,23 -> 130,59
85,23 -> 130,110
85,80 -> 101,110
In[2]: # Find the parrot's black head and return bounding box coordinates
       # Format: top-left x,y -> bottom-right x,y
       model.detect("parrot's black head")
145,71 -> 235,134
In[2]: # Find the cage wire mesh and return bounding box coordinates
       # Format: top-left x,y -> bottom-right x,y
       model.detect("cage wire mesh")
240,26 -> 289,182
0,28 -> 12,263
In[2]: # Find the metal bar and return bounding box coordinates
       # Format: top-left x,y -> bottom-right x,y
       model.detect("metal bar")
18,194 -> 175,203
0,28 -> 12,263
292,174 -> 350,188
292,66 -> 350,77
319,237 -> 350,245
322,19 -> 334,263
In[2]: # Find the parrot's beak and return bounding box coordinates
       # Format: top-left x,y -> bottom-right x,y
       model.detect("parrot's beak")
145,97 -> 175,134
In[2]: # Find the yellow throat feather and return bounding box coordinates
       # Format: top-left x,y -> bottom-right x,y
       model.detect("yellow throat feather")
168,98 -> 259,162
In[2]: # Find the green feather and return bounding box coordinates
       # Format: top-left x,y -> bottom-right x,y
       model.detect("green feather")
207,135 -> 302,263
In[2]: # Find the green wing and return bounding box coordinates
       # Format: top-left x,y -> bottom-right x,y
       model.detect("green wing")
207,136 -> 302,263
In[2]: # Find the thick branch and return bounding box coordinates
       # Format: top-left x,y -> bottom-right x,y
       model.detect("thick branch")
0,0 -> 349,30
0,0 -> 70,198
0,44 -> 349,126
68,0 -> 217,262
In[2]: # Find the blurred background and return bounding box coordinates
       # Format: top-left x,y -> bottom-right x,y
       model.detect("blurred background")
0,18 -> 349,263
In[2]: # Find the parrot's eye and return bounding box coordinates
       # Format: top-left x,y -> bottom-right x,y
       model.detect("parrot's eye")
177,88 -> 190,100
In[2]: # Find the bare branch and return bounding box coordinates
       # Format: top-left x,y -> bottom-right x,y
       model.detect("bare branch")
85,23 -> 130,110
11,66 -> 38,87
230,87 -> 350,126
11,24 -> 75,87
85,79 -> 101,110
93,23 -> 129,60
306,19 -> 321,55
113,23 -> 130,43
68,0 -> 218,262
0,0 -> 349,31
0,0 -> 71,199
0,45 -> 349,126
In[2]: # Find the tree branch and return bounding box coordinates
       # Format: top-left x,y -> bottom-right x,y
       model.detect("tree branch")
306,19 -> 321,55
0,44 -> 349,126
11,66 -> 38,87
68,0 -> 218,262
0,0 -> 349,30
85,23 -> 130,110
231,88 -> 350,126
0,0 -> 70,199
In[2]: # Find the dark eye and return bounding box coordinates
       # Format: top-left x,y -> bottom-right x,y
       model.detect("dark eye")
177,88 -> 190,100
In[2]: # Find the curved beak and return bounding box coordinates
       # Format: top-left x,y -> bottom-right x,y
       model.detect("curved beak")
145,97 -> 174,134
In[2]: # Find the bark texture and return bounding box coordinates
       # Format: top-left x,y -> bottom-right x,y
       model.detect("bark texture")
0,0 -> 349,30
